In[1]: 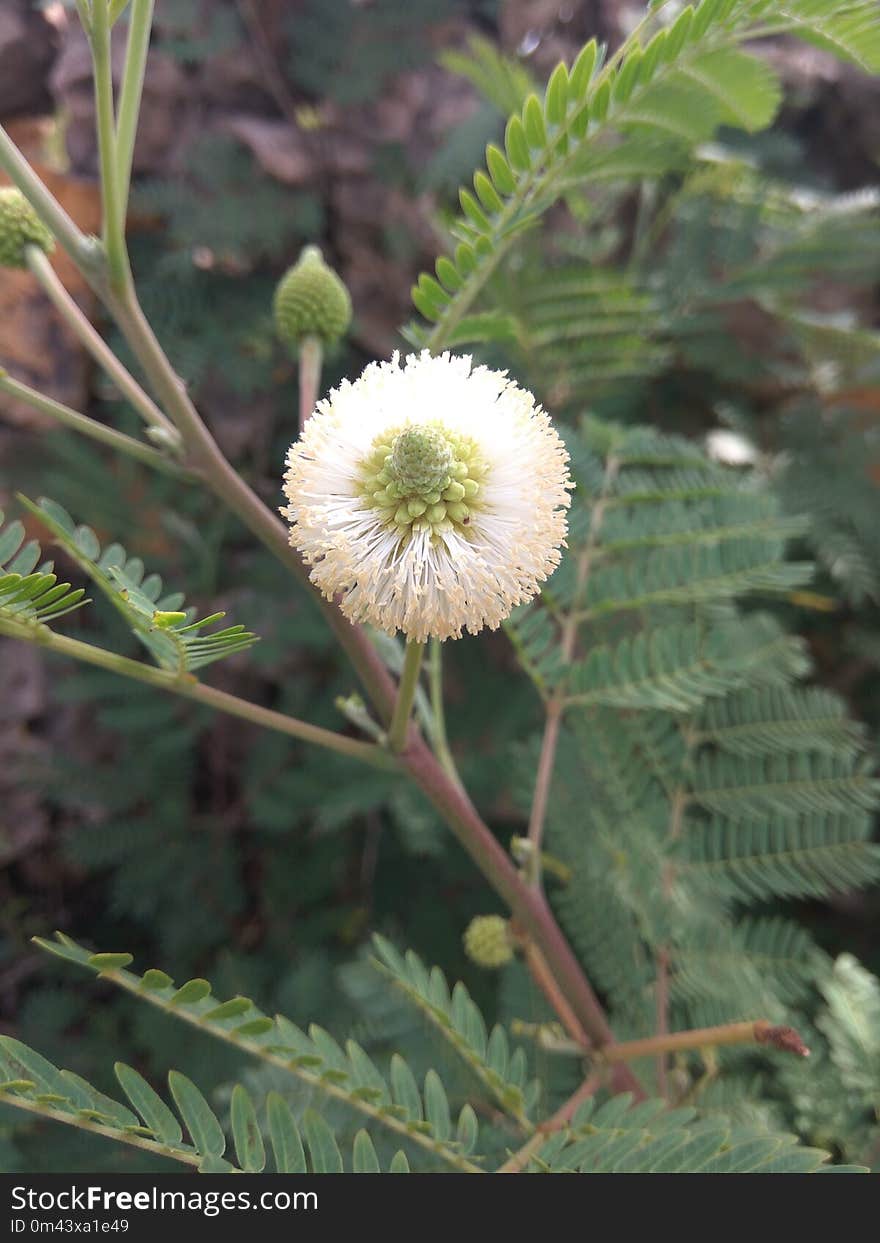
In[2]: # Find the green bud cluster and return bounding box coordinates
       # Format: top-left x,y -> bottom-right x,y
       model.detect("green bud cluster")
360,422 -> 487,539
463,916 -> 513,969
273,245 -> 352,348
0,187 -> 54,269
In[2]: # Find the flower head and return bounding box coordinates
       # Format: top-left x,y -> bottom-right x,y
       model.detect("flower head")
0,187 -> 54,269
282,351 -> 571,642
463,915 -> 514,969
274,245 -> 352,349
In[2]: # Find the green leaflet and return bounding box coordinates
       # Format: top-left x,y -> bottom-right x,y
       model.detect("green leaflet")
407,0 -> 880,347
31,932 -> 482,1173
507,417 -> 880,1060
20,496 -> 257,672
0,509 -> 86,629
372,935 -> 535,1129
542,1092 -> 862,1173
0,1039 -> 416,1173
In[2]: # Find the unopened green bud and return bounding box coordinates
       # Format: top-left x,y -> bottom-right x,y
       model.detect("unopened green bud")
153,610 -> 187,628
273,245 -> 352,349
0,188 -> 54,268
463,915 -> 513,969
390,426 -> 454,497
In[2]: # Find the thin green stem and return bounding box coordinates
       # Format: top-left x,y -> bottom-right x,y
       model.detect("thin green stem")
389,640 -> 425,753
0,370 -> 191,478
0,619 -> 397,772
25,246 -> 179,442
0,126 -> 95,272
115,0 -> 155,209
427,638 -> 463,787
497,1074 -> 600,1173
90,0 -> 129,290
74,0 -> 93,36
0,1092 -> 199,1169
298,333 -> 323,432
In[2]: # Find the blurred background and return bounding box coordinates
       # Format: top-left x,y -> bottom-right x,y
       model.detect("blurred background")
1,0 -> 879,1170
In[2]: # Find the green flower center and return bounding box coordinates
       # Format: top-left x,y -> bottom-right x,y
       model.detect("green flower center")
359,422 -> 487,538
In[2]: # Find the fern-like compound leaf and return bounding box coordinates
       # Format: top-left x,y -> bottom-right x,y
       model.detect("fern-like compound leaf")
31,933 -> 483,1172
20,496 -> 257,672
0,509 -> 87,629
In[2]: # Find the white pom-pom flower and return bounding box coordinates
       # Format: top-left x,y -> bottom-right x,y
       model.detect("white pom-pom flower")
282,351 -> 572,642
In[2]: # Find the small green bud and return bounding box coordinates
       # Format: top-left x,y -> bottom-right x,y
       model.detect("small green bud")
273,245 -> 352,349
0,187 -> 54,268
442,480 -> 466,503
463,915 -> 513,969
153,610 -> 187,628
426,502 -> 447,525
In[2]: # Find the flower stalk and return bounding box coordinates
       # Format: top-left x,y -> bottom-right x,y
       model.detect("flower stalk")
24,245 -> 178,442
388,639 -> 425,753
427,637 -> 463,787
298,333 -> 323,432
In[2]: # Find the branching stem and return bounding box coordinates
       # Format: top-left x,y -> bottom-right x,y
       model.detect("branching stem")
497,1075 -> 601,1173
526,458 -> 620,878
0,620 -> 396,772
0,126 -> 95,272
601,1020 -> 811,1065
25,246 -> 177,441
0,370 -> 190,478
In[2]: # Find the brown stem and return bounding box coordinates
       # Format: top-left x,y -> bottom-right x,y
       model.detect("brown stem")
601,1019 -> 810,1065
235,0 -> 303,131
525,458 -> 619,878
523,942 -> 590,1048
525,701 -> 562,885
497,1074 -> 601,1173
655,947 -> 670,1097
6,8 -> 657,1130
656,781 -> 688,1092
404,733 -> 645,1099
